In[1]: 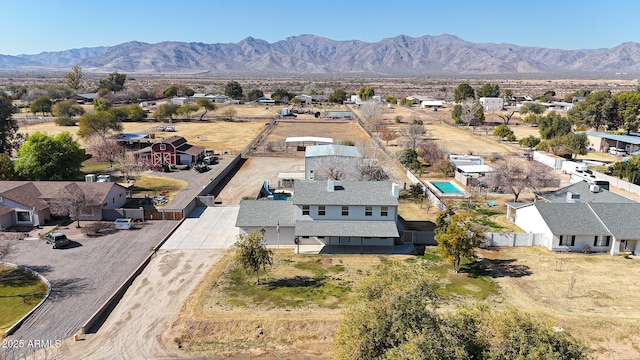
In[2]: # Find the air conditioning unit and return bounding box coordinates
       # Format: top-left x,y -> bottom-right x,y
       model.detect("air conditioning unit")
589,184 -> 601,193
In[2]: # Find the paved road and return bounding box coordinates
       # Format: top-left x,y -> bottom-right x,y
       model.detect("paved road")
0,220 -> 178,360
161,206 -> 239,250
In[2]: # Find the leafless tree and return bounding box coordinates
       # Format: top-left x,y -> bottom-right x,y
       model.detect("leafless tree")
49,183 -> 99,228
21,88 -> 48,103
116,151 -> 148,183
87,136 -> 124,168
528,160 -> 560,196
487,157 -> 558,202
378,126 -> 398,146
498,111 -> 517,125
423,196 -> 434,214
312,154 -> 357,180
417,141 -> 447,168
361,101 -> 384,133
312,142 -> 394,182
400,123 -> 426,150
458,100 -> 485,131
357,161 -> 389,181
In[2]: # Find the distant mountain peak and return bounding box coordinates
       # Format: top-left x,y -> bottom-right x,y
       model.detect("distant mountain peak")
2,34 -> 640,76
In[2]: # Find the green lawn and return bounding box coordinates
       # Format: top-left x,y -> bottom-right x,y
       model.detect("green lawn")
0,267 -> 48,332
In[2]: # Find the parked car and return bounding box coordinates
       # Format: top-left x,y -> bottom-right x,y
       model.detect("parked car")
44,232 -> 69,249
202,156 -> 218,165
114,218 -> 133,230
608,148 -> 627,156
165,126 -> 176,132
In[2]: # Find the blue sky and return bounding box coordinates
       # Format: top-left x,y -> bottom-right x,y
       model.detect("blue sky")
2,0 -> 638,55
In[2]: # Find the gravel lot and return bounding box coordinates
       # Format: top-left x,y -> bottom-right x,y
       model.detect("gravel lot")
0,220 -> 178,360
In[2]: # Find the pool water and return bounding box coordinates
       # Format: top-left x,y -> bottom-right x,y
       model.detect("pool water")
430,181 -> 465,195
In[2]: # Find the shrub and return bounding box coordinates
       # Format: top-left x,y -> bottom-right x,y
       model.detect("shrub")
55,116 -> 77,126
81,222 -> 114,236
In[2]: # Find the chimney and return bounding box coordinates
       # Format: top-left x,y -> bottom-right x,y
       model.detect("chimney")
392,183 -> 400,198
327,180 -> 335,192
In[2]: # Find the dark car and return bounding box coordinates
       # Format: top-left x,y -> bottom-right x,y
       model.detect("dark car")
44,232 -> 69,249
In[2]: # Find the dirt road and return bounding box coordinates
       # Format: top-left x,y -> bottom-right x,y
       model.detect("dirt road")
51,249 -> 224,360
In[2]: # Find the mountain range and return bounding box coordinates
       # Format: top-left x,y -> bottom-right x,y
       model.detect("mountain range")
2,34 -> 640,76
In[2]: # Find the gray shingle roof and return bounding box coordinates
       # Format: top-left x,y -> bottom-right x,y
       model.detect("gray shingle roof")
589,203 -> 640,239
541,182 -> 635,204
295,220 -> 399,238
293,180 -> 398,206
534,203 -> 610,235
235,200 -> 296,228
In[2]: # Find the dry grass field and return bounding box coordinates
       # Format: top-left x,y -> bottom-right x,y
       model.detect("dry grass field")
18,119 -> 266,152
482,247 -> 640,359
171,251 -> 389,359
172,246 -> 640,359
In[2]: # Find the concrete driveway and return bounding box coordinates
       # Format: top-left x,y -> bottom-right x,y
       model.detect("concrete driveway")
160,207 -> 240,250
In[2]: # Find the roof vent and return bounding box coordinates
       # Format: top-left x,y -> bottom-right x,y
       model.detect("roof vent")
566,192 -> 581,203
589,184 -> 601,193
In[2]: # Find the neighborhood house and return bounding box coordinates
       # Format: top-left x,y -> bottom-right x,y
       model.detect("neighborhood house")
506,182 -> 640,255
236,180 -> 400,250
0,181 -> 128,229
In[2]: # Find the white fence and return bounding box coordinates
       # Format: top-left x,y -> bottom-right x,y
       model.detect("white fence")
483,232 -> 546,247
405,169 -> 447,211
593,170 -> 640,195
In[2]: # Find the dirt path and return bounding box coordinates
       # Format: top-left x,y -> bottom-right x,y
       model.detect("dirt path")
51,249 -> 224,360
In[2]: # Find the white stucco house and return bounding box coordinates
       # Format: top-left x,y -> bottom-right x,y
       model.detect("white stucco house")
506,182 -> 640,255
235,180 -> 400,250
478,97 -> 504,111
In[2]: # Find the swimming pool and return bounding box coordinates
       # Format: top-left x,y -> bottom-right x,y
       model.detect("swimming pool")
428,180 -> 466,195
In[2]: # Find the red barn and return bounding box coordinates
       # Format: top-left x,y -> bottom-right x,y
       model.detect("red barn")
134,135 -> 205,166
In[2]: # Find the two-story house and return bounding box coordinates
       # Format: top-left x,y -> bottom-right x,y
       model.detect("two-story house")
235,180 -> 400,249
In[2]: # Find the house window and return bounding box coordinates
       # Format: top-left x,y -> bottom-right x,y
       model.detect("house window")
16,211 -> 30,222
318,205 -> 325,216
365,206 -> 372,216
381,206 -> 388,217
559,235 -> 575,246
342,206 -> 349,216
160,144 -> 166,150
595,236 -> 611,247
302,205 -> 310,216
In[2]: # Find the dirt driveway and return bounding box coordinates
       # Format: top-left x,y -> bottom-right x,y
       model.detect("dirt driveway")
0,220 -> 178,360
51,249 -> 223,360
